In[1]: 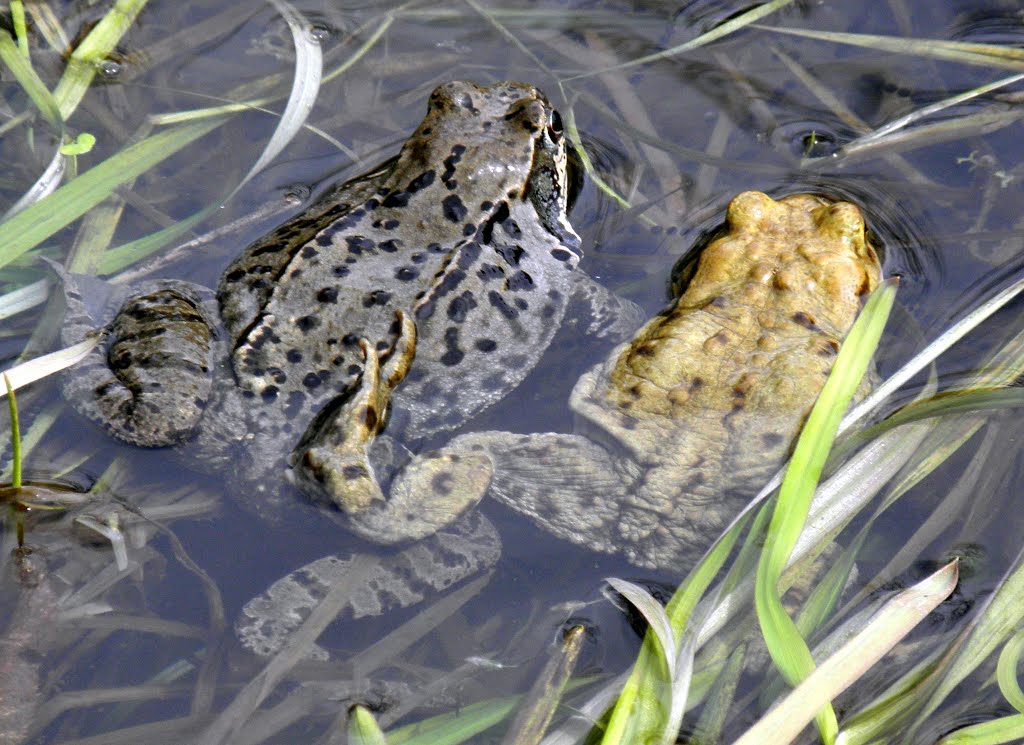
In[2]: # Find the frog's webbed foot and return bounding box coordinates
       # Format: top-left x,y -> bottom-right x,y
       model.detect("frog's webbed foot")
52,262 -> 218,447
292,312 -> 492,543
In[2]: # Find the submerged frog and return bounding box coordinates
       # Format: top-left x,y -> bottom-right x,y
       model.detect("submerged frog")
351,191 -> 883,566
58,81 -> 639,542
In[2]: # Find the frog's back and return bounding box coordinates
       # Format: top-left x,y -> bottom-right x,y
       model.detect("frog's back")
569,192 -> 881,559
214,81 -> 581,437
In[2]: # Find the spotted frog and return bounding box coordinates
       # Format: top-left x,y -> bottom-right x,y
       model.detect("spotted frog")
58,81 -> 639,545
385,191 -> 883,568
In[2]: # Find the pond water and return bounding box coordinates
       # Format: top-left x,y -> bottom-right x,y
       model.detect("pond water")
2,1 -> 1024,743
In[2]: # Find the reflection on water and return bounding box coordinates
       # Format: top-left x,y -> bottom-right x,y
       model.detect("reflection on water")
3,0 -> 1024,742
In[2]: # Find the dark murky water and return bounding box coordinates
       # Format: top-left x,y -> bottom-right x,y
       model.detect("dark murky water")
3,1 -> 1024,742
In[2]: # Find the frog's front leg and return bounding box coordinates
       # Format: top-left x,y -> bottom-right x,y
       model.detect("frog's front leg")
56,264 -> 218,447
291,312 -> 492,544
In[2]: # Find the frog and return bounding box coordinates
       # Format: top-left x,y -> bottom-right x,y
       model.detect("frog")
347,191 -> 884,566
56,80 -> 642,543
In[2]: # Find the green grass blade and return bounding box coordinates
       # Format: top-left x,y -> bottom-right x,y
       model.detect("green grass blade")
755,280 -> 897,744
737,560 -> 958,745
0,117 -> 226,271
601,514 -> 747,744
349,704 -> 390,745
0,32 -> 62,127
997,630 -> 1024,714
11,0 -> 29,57
938,715 -> 1024,745
387,696 -> 520,744
4,375 -> 22,489
51,0 -> 148,119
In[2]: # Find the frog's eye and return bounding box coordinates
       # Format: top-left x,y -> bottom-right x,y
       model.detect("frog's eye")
548,110 -> 563,141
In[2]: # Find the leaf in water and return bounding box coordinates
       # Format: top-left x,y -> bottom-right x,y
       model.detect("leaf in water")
734,560 -> 958,745
59,132 -> 96,155
349,704 -> 389,745
0,280 -> 49,321
606,579 -> 676,678
0,117 -> 226,271
1,338 -> 100,393
755,280 -> 896,744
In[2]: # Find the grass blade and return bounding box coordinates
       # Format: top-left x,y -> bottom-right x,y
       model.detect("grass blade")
600,513 -> 747,744
4,375 -> 22,489
349,704 -> 390,745
51,0 -> 148,119
736,560 -> 958,745
762,27 -> 1024,71
755,280 -> 897,743
1,338 -> 100,392
0,117 -> 225,271
500,626 -> 585,745
565,0 -> 797,80
0,31 -> 61,127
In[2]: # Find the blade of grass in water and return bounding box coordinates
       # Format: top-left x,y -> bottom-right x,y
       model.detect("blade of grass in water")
0,338 -> 99,393
755,280 -> 896,744
761,27 -> 1024,71
736,561 -> 958,745
564,0 -> 797,80
386,696 -> 520,745
4,376 -> 22,489
600,513 -> 747,744
98,0 -> 325,274
0,32 -> 61,127
500,625 -> 585,745
0,117 -> 226,271
51,0 -> 148,119
349,705 -> 390,745
909,542 -> 1024,739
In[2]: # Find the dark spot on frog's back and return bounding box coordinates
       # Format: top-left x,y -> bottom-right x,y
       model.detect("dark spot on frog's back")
444,195 -> 468,224
761,432 -> 785,448
316,287 -> 338,304
792,311 -> 820,330
431,471 -> 455,496
506,270 -> 534,291
488,290 -> 519,320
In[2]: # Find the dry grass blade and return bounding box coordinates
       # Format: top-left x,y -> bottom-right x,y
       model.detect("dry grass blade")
0,338 -> 100,393
500,626 -> 586,745
734,560 -> 958,745
836,107 -> 1024,162
762,27 -> 1024,70
564,0 -> 797,80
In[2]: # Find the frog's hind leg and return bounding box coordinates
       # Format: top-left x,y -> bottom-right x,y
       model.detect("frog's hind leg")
436,431 -> 675,568
55,264 -> 218,448
292,311 -> 493,543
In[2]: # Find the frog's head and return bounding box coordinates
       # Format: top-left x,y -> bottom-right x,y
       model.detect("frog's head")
408,81 -> 582,254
